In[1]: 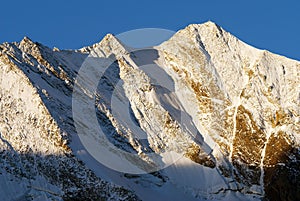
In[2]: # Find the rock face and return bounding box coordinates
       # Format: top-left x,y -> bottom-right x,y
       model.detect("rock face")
0,22 -> 299,201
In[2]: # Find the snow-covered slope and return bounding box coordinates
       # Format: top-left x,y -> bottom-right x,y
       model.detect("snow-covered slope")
0,38 -> 139,201
0,22 -> 299,201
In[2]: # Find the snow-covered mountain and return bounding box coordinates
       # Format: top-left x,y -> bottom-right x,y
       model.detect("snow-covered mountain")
0,21 -> 299,201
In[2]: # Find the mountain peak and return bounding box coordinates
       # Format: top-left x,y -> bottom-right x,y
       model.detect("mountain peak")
0,23 -> 299,201
20,36 -> 35,46
84,33 -> 130,58
97,33 -> 123,48
184,21 -> 221,33
166,21 -> 225,48
193,20 -> 219,28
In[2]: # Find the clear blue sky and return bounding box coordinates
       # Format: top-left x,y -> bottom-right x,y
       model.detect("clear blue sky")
1,0 -> 299,60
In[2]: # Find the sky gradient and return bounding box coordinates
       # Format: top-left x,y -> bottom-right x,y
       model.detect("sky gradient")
1,0 -> 299,60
